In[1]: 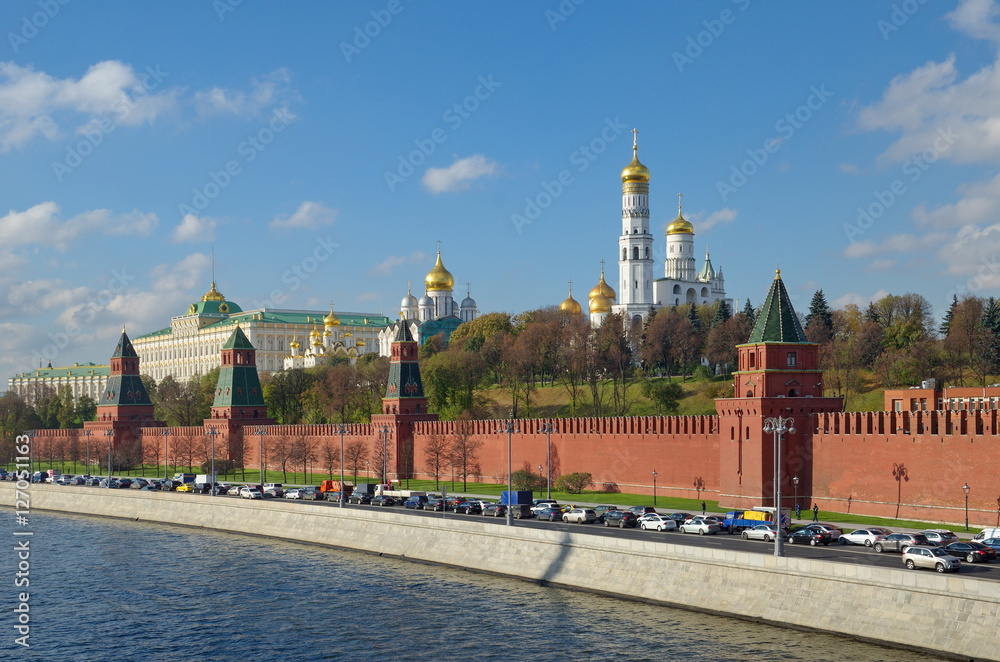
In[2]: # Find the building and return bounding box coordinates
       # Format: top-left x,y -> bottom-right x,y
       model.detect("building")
378,250 -> 480,355
7,363 -> 109,404
610,131 -> 729,326
133,280 -> 392,382
883,380 -> 1000,412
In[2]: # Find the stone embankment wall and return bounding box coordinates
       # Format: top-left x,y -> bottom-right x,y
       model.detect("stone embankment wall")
9,483 -> 998,662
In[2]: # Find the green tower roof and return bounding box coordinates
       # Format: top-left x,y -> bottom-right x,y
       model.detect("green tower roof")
222,325 -> 254,350
112,329 -> 139,358
747,270 -> 808,343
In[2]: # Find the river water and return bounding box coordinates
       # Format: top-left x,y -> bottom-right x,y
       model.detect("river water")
9,511 -> 947,661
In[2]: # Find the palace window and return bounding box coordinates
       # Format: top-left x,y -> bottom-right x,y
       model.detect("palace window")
786,352 -> 797,367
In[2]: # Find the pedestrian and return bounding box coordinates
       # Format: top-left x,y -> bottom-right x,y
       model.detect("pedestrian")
794,503 -> 801,520
812,503 -> 819,522
701,501 -> 706,515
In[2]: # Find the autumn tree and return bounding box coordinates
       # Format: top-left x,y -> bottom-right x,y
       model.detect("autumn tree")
344,439 -> 369,484
450,413 -> 483,491
423,434 -> 451,489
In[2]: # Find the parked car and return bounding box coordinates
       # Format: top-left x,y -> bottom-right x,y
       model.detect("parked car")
531,502 -> 562,515
482,503 -> 507,517
741,524 -> 785,542
667,513 -> 693,527
639,514 -> 677,532
300,487 -> 323,500
942,542 -> 997,563
284,488 -> 303,499
978,537 -> 1000,552
176,483 -> 196,492
130,478 -> 149,489
535,507 -> 563,522
455,501 -> 483,515
902,546 -> 961,573
563,508 -> 598,524
628,506 -> 658,518
532,498 -> 558,508
972,527 -> 1000,542
348,492 -> 372,505
239,486 -> 263,499
424,498 -> 447,511
370,495 -> 397,507
510,504 -> 534,519
602,510 -> 638,528
873,533 -> 931,553
403,495 -> 429,509
678,517 -> 721,535
839,528 -> 891,547
592,505 -> 619,518
921,530 -> 959,546
788,527 -> 834,546
324,491 -> 347,503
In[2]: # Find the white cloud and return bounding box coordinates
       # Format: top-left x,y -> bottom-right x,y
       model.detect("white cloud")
831,289 -> 891,309
947,0 -> 1000,43
866,259 -> 897,272
843,232 -> 942,259
194,68 -> 295,118
689,208 -> 737,232
173,214 -> 217,243
936,223 -> 1000,276
369,250 -> 427,277
422,154 -> 499,193
269,201 -> 337,231
0,203 -> 157,251
839,163 -> 861,174
912,171 -> 1000,228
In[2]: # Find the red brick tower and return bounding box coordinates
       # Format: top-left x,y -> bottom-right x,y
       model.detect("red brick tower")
715,271 -> 842,509
84,328 -> 164,467
371,323 -> 438,481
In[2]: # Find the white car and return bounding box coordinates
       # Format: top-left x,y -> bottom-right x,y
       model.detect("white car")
741,524 -> 785,542
284,489 -> 303,499
638,514 -> 677,532
239,486 -> 263,499
921,530 -> 960,546
839,528 -> 892,547
679,517 -> 721,535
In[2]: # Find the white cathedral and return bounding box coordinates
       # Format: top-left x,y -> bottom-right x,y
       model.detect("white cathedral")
562,131 -> 729,328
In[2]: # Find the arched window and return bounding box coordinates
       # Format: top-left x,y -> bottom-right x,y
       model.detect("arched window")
622,248 -> 627,260
633,246 -> 639,260
645,247 -> 649,258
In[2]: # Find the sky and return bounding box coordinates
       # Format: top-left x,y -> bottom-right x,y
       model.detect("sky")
3,0 -> 1000,387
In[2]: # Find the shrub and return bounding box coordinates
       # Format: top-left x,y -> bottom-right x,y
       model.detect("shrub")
555,472 -> 594,494
511,468 -> 543,491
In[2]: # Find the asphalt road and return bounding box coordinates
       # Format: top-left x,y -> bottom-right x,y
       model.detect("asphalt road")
247,492 -> 1000,581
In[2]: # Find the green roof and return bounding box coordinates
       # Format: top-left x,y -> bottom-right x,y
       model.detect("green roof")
222,325 -> 254,350
134,308 -> 392,341
747,271 -> 809,343
11,363 -> 109,379
112,330 -> 139,358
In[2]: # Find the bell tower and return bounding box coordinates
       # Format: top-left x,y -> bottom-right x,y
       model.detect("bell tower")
715,271 -> 842,509
613,129 -> 654,324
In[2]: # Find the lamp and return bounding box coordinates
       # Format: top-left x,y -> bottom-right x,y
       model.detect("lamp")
762,415 -> 795,558
963,483 -> 970,531
652,470 -> 658,506
540,421 -> 558,500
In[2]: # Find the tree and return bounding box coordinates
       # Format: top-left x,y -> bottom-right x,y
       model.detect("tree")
555,472 -> 594,494
704,313 -> 753,373
262,368 -> 316,424
320,438 -> 338,479
640,379 -> 684,415
344,439 -> 368,484
450,413 -> 483,490
267,435 -> 293,482
940,293 -> 959,336
372,429 -> 392,483
742,298 -> 756,326
511,467 -> 543,491
804,290 -> 834,344
710,299 -> 731,328
594,312 -> 633,415
423,434 -> 450,489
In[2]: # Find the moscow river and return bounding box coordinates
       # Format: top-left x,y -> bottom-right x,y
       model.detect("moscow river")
8,511 -> 947,661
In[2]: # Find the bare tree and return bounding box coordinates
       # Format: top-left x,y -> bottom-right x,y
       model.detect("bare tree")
320,438 -> 337,479
268,434 -> 293,482
451,413 -> 483,491
423,434 -> 450,489
371,429 -> 392,484
344,439 -> 368,484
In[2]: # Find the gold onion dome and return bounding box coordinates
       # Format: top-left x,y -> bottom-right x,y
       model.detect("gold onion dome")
620,146 -> 650,184
289,339 -> 300,349
589,292 -> 612,314
425,251 -> 455,292
201,281 -> 226,302
323,329 -> 332,336
309,328 -> 321,338
588,271 -> 616,301
324,308 -> 341,326
667,196 -> 694,235
559,283 -> 582,315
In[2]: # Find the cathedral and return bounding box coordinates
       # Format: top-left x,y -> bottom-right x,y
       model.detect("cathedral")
378,250 -> 479,355
563,131 -> 730,329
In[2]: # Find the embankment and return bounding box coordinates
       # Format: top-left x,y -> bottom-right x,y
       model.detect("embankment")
9,483 -> 999,662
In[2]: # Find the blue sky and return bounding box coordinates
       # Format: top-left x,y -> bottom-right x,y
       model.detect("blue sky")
3,0 -> 1000,386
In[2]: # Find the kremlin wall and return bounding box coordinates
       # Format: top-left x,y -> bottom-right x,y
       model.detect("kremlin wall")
25,271 -> 1000,530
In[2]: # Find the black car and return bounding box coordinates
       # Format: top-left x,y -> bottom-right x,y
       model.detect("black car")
788,527 -> 834,546
455,501 -> 483,515
667,512 -> 693,526
603,510 -> 639,528
348,492 -> 372,505
370,495 -> 397,507
536,507 -> 563,522
324,491 -> 347,503
301,487 -> 323,500
943,541 -> 998,563
628,506 -> 657,518
483,503 -> 507,517
511,504 -> 534,519
425,498 -> 447,511
403,495 -> 429,509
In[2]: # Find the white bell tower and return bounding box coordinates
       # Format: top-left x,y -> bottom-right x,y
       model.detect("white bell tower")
613,129 -> 654,324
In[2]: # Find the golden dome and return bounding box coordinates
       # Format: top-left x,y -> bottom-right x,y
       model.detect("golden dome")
289,339 -> 300,349
667,193 -> 694,235
201,281 -> 226,302
589,292 -> 612,314
323,329 -> 332,337
560,295 -> 582,315
425,251 -> 454,292
620,144 -> 650,184
324,308 -> 340,326
309,329 -> 321,338
588,270 -> 616,301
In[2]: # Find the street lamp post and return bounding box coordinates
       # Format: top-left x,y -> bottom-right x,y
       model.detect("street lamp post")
540,422 -> 557,500
499,416 -> 518,527
538,464 -> 543,493
104,429 -> 114,488
82,430 -> 91,475
160,429 -> 170,480
336,424 -> 348,508
793,475 -> 799,513
963,483 -> 970,531
380,425 -> 390,486
763,415 -> 795,558
996,496 -> 1000,528
652,470 -> 658,506
207,428 -> 218,496
254,426 -> 266,486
